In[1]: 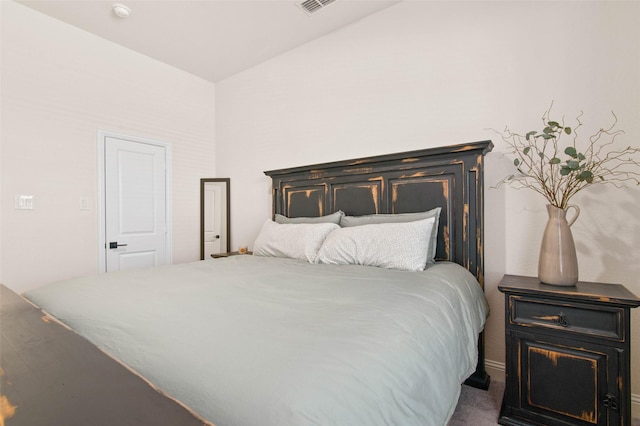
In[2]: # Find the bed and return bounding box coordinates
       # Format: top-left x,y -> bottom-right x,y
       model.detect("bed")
15,141 -> 493,426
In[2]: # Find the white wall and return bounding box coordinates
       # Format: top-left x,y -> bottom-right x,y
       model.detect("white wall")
0,1 -> 216,294
216,0 -> 640,409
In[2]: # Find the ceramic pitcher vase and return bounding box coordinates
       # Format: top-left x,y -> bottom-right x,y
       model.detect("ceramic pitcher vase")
538,204 -> 580,286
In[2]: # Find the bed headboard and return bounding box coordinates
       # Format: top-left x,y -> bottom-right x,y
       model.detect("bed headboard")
264,141 -> 494,287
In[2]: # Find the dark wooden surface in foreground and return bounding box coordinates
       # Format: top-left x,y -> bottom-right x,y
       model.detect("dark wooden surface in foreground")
0,284 -> 208,426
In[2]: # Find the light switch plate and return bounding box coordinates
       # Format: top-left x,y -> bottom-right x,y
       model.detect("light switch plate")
15,195 -> 34,210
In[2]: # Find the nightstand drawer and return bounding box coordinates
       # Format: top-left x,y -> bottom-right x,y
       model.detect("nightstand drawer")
509,296 -> 623,340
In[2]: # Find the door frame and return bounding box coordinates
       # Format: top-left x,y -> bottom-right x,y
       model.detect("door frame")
97,130 -> 173,273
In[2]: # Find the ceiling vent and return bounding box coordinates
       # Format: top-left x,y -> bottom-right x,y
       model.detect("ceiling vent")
297,0 -> 337,15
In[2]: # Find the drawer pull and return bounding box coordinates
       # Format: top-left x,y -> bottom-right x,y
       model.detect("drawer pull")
532,313 -> 570,327
553,313 -> 569,327
602,394 -> 618,411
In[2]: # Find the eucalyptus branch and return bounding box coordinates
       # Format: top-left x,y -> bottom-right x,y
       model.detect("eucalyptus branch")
491,104 -> 640,210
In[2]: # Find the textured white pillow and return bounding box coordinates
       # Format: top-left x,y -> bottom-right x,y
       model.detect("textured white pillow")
316,217 -> 436,271
340,208 -> 441,263
253,220 -> 339,263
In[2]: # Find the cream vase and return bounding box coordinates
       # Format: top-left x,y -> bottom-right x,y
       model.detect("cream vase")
538,204 -> 580,286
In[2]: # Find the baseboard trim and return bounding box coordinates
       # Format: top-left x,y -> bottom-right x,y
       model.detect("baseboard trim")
485,358 -> 639,420
484,358 -> 505,382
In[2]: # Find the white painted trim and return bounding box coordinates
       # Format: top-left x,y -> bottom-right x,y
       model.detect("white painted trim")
484,358 -> 505,383
97,130 -> 173,273
632,392 -> 640,421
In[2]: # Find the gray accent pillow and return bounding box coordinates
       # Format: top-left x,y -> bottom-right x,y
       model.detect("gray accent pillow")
275,210 -> 344,225
340,208 -> 442,263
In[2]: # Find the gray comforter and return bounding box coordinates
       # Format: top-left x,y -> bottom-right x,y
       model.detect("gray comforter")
25,256 -> 488,426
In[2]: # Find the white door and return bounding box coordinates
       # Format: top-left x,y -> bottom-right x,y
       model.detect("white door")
104,136 -> 169,272
203,181 -> 227,258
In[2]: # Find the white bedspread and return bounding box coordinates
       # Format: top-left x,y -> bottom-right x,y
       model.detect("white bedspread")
25,256 -> 488,426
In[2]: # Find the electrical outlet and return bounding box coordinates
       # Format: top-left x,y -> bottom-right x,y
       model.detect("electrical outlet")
15,195 -> 34,210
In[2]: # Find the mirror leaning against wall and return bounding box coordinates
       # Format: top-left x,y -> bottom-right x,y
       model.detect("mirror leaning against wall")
200,178 -> 230,260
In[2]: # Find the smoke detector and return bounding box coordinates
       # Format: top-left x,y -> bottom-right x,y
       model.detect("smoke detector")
297,0 -> 337,15
112,3 -> 131,18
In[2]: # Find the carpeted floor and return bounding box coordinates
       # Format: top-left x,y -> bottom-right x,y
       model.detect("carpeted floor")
449,380 -> 505,425
449,381 -> 640,426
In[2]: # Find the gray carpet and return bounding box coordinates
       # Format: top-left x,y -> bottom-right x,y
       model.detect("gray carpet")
449,381 -> 640,426
449,381 -> 505,425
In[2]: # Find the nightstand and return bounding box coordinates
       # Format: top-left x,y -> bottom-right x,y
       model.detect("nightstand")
210,251 -> 252,259
498,274 -> 640,426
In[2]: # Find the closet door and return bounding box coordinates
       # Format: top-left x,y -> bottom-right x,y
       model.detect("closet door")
105,136 -> 169,272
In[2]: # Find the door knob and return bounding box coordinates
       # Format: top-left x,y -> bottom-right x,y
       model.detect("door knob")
109,242 -> 128,249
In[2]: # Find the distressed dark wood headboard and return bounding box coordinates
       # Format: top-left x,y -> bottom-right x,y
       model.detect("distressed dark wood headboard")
264,141 -> 493,286
265,141 -> 494,389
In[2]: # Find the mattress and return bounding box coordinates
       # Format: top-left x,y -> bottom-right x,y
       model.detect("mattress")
25,256 -> 488,426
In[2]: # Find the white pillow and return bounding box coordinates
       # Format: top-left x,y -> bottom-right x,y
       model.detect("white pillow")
340,208 -> 441,263
316,217 -> 435,271
253,220 -> 339,263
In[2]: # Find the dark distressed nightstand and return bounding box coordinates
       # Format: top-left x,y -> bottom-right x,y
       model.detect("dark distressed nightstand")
498,274 -> 640,426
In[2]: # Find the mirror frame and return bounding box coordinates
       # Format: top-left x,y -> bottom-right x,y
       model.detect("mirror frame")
200,178 -> 230,259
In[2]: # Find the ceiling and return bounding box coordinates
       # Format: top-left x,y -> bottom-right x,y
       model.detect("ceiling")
17,0 -> 400,83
